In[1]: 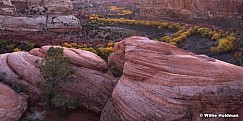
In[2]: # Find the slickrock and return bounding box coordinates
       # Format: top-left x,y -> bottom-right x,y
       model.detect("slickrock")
40,46 -> 108,71
0,47 -> 116,113
101,36 -> 243,121
0,82 -> 28,121
60,66 -> 116,112
29,48 -> 45,57
0,53 -> 42,98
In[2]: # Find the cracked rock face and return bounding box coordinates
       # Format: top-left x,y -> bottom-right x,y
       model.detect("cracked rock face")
0,0 -> 14,14
102,36 -> 243,121
0,82 -> 28,121
0,15 -> 80,30
0,46 -> 117,113
6,0 -> 73,14
140,0 -> 243,18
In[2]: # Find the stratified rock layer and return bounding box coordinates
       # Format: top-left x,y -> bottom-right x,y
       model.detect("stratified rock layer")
9,0 -> 73,14
102,36 -> 243,121
0,15 -> 80,30
139,0 -> 243,19
0,46 -> 116,113
0,82 -> 28,121
0,0 -> 14,14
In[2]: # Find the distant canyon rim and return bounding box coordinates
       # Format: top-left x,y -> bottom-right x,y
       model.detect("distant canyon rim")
0,0 -> 242,44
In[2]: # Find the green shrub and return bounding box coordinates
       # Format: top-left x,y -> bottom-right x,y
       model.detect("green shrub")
216,39 -> 234,53
25,42 -> 36,51
211,32 -> 221,40
80,47 -> 98,54
226,36 -> 237,42
198,27 -> 211,37
169,42 -> 177,46
229,33 -> 237,37
0,39 -> 7,48
234,51 -> 243,61
210,47 -> 219,53
97,47 -> 114,61
6,44 -> 15,50
36,47 -> 77,110
240,31 -> 243,35
160,36 -> 172,42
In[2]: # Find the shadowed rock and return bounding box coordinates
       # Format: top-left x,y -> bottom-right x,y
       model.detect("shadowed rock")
102,36 -> 243,121
0,82 -> 28,121
0,46 -> 116,113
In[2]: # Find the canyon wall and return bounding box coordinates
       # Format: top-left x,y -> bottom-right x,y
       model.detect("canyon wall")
140,0 -> 243,18
138,0 -> 243,28
0,0 -> 73,15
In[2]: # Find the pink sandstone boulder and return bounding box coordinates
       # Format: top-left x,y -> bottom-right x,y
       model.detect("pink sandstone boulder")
0,82 -> 28,121
0,47 -> 116,113
101,36 -> 243,121
0,53 -> 42,99
29,48 -> 45,58
40,45 -> 108,71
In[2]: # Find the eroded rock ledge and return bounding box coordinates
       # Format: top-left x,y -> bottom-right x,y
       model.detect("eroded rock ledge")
102,36 -> 243,121
0,46 -> 116,114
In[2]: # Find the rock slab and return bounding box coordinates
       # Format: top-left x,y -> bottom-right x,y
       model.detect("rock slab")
102,36 -> 243,121
0,46 -> 116,113
0,82 -> 28,121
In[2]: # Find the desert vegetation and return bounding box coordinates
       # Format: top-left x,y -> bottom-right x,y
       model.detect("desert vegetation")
0,39 -> 37,54
63,42 -> 116,61
107,6 -> 133,16
36,47 -> 78,110
89,14 -> 239,53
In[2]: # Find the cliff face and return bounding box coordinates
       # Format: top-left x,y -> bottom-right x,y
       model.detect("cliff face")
139,0 -> 243,28
0,0 -> 80,44
0,0 -> 73,15
140,0 -> 243,18
0,0 -> 15,14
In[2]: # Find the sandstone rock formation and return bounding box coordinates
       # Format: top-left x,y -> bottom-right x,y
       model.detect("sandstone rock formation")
140,0 -> 243,19
0,0 -> 15,14
0,0 -> 80,44
0,15 -> 80,30
101,36 -> 243,121
39,46 -> 108,71
138,0 -> 243,28
9,0 -> 73,14
0,46 -> 116,113
0,82 -> 28,121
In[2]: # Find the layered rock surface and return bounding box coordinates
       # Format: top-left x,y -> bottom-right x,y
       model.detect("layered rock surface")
140,0 -> 243,19
5,0 -> 73,14
0,82 -> 28,121
138,0 -> 243,28
0,0 -> 14,14
0,46 -> 116,113
0,0 -> 79,43
0,15 -> 80,30
101,36 -> 243,121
